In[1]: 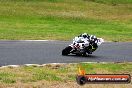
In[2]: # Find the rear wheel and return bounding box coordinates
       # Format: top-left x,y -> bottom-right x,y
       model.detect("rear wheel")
62,46 -> 72,55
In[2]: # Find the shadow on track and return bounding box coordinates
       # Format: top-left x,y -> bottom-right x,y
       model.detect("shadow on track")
62,54 -> 100,59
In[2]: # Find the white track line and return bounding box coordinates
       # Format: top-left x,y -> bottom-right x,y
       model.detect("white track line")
0,62 -> 125,68
18,40 -> 52,41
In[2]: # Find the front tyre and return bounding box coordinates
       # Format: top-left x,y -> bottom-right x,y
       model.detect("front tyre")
62,46 -> 72,55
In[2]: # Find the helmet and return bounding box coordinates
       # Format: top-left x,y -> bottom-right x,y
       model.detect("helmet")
91,35 -> 96,39
82,33 -> 88,38
90,35 -> 96,41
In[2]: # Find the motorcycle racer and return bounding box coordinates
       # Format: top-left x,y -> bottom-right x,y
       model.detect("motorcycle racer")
62,33 -> 103,56
73,33 -> 98,54
73,33 -> 90,46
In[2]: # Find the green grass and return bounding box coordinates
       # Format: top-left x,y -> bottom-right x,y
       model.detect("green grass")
0,63 -> 132,87
0,63 -> 132,84
85,0 -> 132,4
80,63 -> 132,74
0,72 -> 16,83
0,0 -> 132,41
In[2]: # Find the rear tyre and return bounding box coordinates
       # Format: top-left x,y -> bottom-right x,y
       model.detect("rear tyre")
62,46 -> 72,55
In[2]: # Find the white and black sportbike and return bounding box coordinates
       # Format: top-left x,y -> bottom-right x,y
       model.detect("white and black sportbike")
62,36 -> 104,56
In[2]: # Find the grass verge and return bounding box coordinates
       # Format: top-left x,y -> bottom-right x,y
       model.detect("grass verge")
0,62 -> 132,88
0,0 -> 132,41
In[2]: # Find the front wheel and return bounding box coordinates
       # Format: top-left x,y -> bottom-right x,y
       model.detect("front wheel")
62,46 -> 72,55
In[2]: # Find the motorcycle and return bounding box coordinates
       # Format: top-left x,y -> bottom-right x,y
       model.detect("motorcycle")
62,37 -> 104,56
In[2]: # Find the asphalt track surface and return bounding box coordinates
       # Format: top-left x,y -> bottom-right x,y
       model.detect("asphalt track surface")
0,41 -> 132,66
